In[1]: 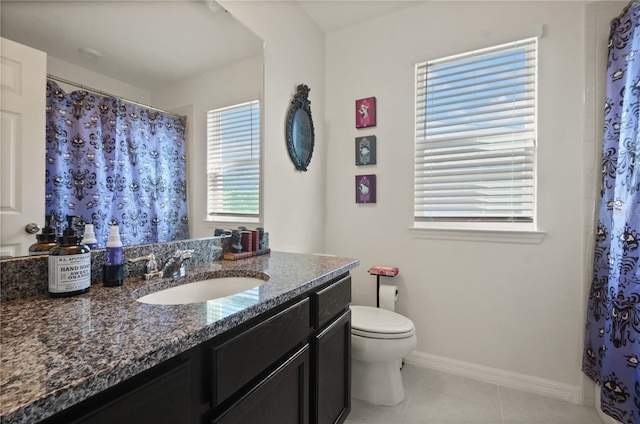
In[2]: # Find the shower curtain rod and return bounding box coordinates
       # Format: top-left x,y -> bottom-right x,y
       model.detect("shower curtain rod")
47,74 -> 187,120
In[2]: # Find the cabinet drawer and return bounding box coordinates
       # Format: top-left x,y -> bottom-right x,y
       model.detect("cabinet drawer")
212,298 -> 310,406
65,359 -> 191,424
312,275 -> 351,328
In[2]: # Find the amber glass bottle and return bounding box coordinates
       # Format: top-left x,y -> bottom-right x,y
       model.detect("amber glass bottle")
48,215 -> 91,298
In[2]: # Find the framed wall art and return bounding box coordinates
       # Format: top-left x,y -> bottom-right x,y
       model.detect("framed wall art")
355,97 -> 376,129
355,174 -> 376,203
355,136 -> 376,165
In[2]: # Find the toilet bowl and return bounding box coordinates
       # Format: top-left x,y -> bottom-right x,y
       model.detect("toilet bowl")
350,305 -> 417,406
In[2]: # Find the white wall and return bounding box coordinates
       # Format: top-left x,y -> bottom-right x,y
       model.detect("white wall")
219,0 -> 327,254
323,0 -> 594,399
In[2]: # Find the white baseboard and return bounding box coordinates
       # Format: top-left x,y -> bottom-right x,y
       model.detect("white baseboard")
404,351 -> 582,404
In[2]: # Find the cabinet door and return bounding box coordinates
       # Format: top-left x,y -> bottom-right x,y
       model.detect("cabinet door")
213,344 -> 310,424
312,310 -> 351,424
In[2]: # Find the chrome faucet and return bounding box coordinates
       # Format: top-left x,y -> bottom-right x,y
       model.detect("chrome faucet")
160,249 -> 194,278
128,249 -> 194,280
128,253 -> 162,280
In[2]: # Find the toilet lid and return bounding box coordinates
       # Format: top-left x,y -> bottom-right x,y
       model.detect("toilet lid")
350,305 -> 415,339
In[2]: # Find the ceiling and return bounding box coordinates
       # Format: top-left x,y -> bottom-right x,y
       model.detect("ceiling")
0,1 -> 423,91
298,0 -> 425,33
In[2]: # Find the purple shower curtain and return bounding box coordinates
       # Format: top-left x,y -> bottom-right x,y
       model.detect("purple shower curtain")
583,2 -> 640,423
45,80 -> 189,247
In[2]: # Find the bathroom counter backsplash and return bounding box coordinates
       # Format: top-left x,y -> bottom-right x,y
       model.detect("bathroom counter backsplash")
0,236 -> 231,302
0,250 -> 359,424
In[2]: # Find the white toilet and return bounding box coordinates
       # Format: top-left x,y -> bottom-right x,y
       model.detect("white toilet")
350,305 -> 417,406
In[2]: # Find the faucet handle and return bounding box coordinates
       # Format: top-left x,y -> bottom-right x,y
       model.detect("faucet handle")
174,249 -> 194,261
128,253 -> 158,273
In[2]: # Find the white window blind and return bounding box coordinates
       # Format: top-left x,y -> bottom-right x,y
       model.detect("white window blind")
207,100 -> 260,218
414,38 -> 537,222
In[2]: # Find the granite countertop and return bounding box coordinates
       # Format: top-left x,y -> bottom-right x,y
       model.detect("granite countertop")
0,251 -> 359,424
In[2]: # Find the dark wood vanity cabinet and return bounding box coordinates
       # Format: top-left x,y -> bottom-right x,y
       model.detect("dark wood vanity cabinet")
211,274 -> 351,424
41,274 -> 352,424
310,275 -> 352,424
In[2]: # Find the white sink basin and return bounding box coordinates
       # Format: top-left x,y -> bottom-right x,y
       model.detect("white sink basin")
136,277 -> 266,305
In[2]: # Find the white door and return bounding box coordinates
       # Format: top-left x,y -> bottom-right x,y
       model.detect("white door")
0,37 -> 46,257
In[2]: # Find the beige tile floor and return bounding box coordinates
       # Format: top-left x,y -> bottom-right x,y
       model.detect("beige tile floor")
345,364 -> 603,424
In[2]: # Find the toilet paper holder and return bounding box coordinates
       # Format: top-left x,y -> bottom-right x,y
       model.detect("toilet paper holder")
367,266 -> 399,308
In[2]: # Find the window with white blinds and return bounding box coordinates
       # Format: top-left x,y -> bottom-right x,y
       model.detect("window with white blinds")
207,100 -> 260,219
414,38 -> 537,224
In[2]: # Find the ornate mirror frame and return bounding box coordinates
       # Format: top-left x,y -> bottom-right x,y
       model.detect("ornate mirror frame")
285,84 -> 315,171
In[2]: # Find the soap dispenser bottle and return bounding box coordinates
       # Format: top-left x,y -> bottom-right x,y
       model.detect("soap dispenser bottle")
28,214 -> 58,255
81,224 -> 98,249
48,215 -> 91,297
103,225 -> 124,287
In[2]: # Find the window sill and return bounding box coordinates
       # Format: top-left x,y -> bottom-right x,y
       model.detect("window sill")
409,226 -> 546,244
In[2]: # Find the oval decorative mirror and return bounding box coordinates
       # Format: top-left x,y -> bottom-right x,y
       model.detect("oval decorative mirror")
286,84 -> 315,171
